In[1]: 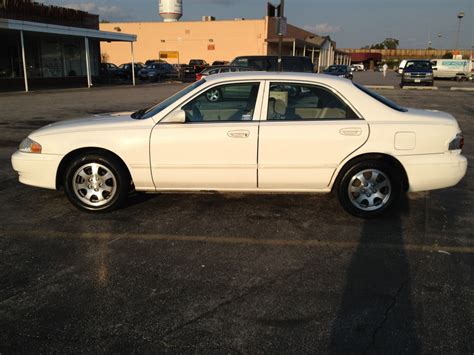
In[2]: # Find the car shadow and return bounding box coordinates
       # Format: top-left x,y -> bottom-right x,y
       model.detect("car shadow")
329,197 -> 420,353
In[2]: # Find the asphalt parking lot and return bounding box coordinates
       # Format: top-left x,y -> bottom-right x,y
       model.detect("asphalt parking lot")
0,82 -> 472,353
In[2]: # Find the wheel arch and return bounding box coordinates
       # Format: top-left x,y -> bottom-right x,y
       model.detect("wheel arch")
331,153 -> 409,192
56,147 -> 132,190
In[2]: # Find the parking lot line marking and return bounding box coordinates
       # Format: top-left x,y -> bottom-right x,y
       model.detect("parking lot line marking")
450,87 -> 474,91
1,229 -> 473,254
366,85 -> 395,90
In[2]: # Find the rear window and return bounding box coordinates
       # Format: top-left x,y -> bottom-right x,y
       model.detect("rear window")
354,82 -> 407,112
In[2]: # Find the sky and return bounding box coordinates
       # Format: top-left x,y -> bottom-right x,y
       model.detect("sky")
42,0 -> 474,50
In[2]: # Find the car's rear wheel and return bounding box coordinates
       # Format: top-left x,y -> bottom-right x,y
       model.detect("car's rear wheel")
64,154 -> 130,212
337,160 -> 401,218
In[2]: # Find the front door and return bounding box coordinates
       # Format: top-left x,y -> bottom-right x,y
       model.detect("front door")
258,81 -> 369,190
150,81 -> 263,190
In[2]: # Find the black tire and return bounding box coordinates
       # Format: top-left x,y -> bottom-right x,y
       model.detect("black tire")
337,160 -> 401,218
64,153 -> 130,213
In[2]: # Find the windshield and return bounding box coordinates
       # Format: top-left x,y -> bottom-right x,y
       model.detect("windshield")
136,80 -> 206,119
405,61 -> 431,70
354,82 -> 407,112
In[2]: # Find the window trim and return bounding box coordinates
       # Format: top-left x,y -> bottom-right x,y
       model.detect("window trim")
261,80 -> 364,122
175,80 -> 266,124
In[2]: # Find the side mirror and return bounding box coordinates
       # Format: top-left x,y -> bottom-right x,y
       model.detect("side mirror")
162,109 -> 186,124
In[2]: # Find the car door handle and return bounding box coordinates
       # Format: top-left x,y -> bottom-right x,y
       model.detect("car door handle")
227,130 -> 250,138
339,127 -> 362,136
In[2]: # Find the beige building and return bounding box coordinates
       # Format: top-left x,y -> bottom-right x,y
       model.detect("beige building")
100,16 -> 350,71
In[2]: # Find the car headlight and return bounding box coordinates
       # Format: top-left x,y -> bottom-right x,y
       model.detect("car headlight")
404,73 -> 411,77
426,73 -> 433,76
19,137 -> 42,153
449,133 -> 464,150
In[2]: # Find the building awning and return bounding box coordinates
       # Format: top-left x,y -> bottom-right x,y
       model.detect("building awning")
0,18 -> 136,42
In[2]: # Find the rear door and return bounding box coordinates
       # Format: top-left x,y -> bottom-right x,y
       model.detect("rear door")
258,81 -> 369,190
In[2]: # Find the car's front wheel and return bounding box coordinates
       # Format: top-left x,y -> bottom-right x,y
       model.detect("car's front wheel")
337,160 -> 401,218
64,154 -> 130,212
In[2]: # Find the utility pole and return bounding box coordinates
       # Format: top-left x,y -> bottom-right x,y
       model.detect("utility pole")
455,11 -> 464,50
277,0 -> 286,72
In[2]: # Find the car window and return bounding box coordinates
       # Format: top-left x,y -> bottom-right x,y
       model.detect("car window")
182,82 -> 260,122
267,83 -> 358,121
208,69 -> 219,75
220,68 -> 231,73
142,80 -> 206,119
353,82 -> 407,112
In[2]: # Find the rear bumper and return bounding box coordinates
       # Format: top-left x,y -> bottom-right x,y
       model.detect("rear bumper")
11,151 -> 63,190
398,152 -> 467,192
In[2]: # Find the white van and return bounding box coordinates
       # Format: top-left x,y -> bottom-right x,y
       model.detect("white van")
430,59 -> 472,80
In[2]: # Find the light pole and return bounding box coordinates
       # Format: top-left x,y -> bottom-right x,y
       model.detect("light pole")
437,33 -> 442,49
455,11 -> 464,50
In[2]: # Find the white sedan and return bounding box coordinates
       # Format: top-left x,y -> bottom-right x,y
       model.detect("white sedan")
11,72 -> 467,218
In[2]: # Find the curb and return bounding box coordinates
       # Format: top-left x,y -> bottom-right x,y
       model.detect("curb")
366,85 -> 395,90
402,86 -> 438,90
449,87 -> 474,91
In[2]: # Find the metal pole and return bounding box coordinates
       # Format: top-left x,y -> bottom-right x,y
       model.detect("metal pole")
311,47 -> 315,63
292,40 -> 296,56
20,30 -> 28,92
303,44 -> 306,57
84,37 -> 91,88
131,41 -> 136,86
277,0 -> 285,72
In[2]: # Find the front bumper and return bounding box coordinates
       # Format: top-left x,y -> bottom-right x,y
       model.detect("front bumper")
401,76 -> 433,85
398,152 -> 467,192
11,151 -> 63,190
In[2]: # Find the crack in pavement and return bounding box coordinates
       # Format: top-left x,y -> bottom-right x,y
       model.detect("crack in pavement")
160,264 -> 308,341
363,279 -> 409,354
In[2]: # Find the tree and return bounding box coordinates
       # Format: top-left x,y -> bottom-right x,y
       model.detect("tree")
382,38 -> 399,50
365,38 -> 400,50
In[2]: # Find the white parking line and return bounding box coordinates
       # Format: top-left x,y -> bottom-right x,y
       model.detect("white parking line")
402,86 -> 439,90
450,87 -> 474,91
366,85 -> 395,90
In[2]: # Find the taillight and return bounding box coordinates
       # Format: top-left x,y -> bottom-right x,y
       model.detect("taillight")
449,133 -> 464,150
196,73 -> 202,81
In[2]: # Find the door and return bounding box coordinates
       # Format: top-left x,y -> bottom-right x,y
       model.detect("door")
258,81 -> 369,190
150,81 -> 263,189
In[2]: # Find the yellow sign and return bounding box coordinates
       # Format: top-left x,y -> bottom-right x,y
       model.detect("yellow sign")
159,51 -> 179,60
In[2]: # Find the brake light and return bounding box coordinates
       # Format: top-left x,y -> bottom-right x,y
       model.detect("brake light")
196,73 -> 202,81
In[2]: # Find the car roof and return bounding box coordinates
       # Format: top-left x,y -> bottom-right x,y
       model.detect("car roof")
204,71 -> 350,85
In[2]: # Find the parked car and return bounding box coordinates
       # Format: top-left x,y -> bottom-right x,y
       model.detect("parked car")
12,72 -> 466,218
99,63 -> 119,77
350,64 -> 365,71
230,56 -> 314,73
400,60 -> 434,88
430,59 -> 472,81
212,60 -> 229,66
196,65 -> 251,81
138,63 -> 177,81
145,59 -> 167,66
181,59 -> 209,79
323,65 -> 353,80
116,63 -> 144,79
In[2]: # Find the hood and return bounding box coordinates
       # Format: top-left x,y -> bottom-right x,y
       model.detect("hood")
30,111 -> 135,138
